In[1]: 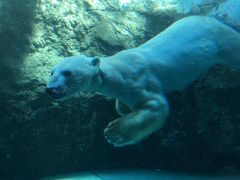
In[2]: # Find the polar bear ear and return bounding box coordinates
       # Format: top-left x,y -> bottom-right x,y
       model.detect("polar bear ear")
91,57 -> 100,67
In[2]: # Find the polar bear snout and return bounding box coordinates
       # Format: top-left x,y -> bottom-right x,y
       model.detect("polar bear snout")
45,87 -> 66,99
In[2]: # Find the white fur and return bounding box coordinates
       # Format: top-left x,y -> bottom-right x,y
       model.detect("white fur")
47,16 -> 240,147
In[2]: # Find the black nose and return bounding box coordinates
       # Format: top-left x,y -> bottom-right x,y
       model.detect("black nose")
45,87 -> 53,96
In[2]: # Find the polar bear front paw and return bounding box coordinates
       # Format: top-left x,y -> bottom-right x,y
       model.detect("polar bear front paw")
103,111 -> 149,147
104,103 -> 168,147
104,118 -> 137,147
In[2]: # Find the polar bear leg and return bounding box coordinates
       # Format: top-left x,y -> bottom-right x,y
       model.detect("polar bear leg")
104,95 -> 169,147
115,99 -> 132,116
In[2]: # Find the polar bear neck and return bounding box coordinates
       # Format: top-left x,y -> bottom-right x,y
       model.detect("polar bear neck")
84,50 -> 145,106
94,55 -> 130,99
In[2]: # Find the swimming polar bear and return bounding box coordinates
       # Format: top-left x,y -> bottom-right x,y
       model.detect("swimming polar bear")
46,16 -> 240,147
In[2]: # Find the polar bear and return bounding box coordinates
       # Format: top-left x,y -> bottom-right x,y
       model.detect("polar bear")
46,16 -> 240,147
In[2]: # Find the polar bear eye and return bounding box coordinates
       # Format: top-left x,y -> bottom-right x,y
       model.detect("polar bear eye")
62,70 -> 72,77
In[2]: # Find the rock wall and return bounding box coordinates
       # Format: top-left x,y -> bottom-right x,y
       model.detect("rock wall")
0,0 -> 240,179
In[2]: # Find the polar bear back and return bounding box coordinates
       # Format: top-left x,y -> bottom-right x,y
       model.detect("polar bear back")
108,16 -> 240,93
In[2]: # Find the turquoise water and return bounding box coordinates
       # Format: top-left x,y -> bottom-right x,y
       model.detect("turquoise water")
0,0 -> 240,179
42,170 -> 240,180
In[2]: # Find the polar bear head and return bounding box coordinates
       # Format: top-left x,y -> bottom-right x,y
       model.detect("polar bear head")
46,55 -> 100,99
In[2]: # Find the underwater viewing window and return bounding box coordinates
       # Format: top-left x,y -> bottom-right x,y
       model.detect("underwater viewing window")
0,0 -> 240,179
